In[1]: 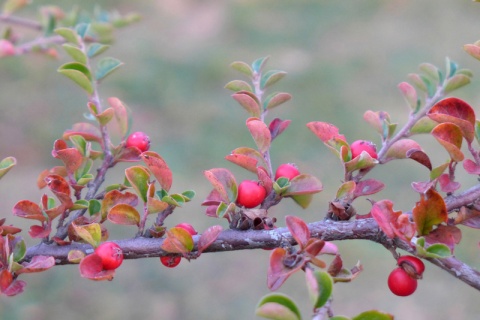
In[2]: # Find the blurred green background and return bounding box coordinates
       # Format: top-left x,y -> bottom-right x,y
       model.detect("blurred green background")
1,0 -> 480,319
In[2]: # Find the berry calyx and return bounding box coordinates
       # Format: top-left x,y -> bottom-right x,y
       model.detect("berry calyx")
275,163 -> 301,181
388,267 -> 417,296
175,223 -> 198,236
236,180 -> 267,208
350,140 -> 378,159
398,255 -> 425,279
126,131 -> 151,152
95,242 -> 124,270
160,256 -> 181,268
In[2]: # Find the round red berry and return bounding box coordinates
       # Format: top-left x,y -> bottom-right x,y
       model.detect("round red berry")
275,163 -> 301,181
236,180 -> 267,208
95,242 -> 124,270
388,267 -> 417,296
350,140 -> 378,159
160,256 -> 181,268
126,131 -> 151,152
398,255 -> 425,278
175,223 -> 197,236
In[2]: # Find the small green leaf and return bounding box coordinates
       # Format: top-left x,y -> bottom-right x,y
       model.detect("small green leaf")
291,194 -> 313,209
330,317 -> 351,320
72,199 -> 89,210
62,44 -> 87,64
444,74 -> 471,94
161,227 -> 194,253
125,166 -> 150,203
224,80 -> 252,92
13,239 -> 26,263
54,27 -> 79,45
424,243 -> 452,258
58,62 -> 93,94
0,156 -> 16,179
72,221 -> 102,247
87,43 -> 110,58
419,63 -> 440,82
305,269 -> 333,309
69,135 -> 87,156
230,61 -> 253,78
88,199 -> 101,216
95,57 -> 123,81
75,23 -> 90,39
181,190 -> 195,201
252,56 -> 270,73
256,293 -> 302,320
352,310 -> 394,320
261,70 -> 287,89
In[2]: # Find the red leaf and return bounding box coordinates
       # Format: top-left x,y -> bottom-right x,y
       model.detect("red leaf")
198,225 -> 223,254
0,269 -> 12,292
385,139 -> 422,160
28,224 -> 52,239
17,255 -> 55,274
161,227 -> 194,254
141,151 -> 173,192
283,174 -> 323,196
267,248 -> 304,291
0,270 -> 26,296
107,97 -> 129,138
269,118 -> 291,140
438,174 -> 461,193
412,188 -> 448,236
225,147 -> 267,173
406,149 -> 432,171
246,117 -> 271,153
63,122 -> 103,145
37,166 -> 68,189
79,253 -> 115,281
285,215 -> 310,248
371,200 -> 415,242
107,204 -> 141,226
306,122 -> 346,143
204,168 -> 237,203
431,123 -> 464,162
463,159 -> 480,175
45,175 -> 73,209
425,225 -> 461,253
428,97 -> 476,143
52,139 -> 84,174
353,179 -> 385,198
12,200 -> 45,222
257,166 -> 273,194
101,190 -> 138,220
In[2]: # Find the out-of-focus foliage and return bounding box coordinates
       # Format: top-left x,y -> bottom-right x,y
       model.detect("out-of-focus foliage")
1,0 -> 480,319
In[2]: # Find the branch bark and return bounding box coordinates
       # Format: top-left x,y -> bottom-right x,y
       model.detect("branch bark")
24,218 -> 480,291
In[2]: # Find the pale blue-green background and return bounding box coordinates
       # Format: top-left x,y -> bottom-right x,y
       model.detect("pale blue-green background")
1,1 -> 480,319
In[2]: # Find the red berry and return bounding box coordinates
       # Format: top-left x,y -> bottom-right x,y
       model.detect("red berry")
388,267 -> 418,296
175,223 -> 197,236
160,256 -> 181,268
236,180 -> 267,208
126,131 -> 150,152
95,242 -> 124,270
398,255 -> 425,278
275,163 -> 301,181
350,140 -> 378,159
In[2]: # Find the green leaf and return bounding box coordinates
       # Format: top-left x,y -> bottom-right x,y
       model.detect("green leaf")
69,135 -> 87,156
444,74 -> 471,94
54,27 -> 79,45
330,317 -> 351,320
224,80 -> 252,92
230,61 -> 253,78
58,62 -> 93,94
87,43 -> 110,58
419,63 -> 440,82
305,269 -> 333,309
261,70 -> 287,89
12,239 -> 26,263
2,0 -> 29,15
125,166 -> 150,203
181,190 -> 195,201
0,156 -> 16,179
88,199 -> 101,216
252,56 -> 270,73
75,23 -> 90,39
255,293 -> 302,320
161,227 -> 194,253
62,44 -> 87,64
71,221 -> 102,247
424,243 -> 452,258
352,310 -> 394,320
291,194 -> 313,209
72,199 -> 89,210
95,57 -> 123,81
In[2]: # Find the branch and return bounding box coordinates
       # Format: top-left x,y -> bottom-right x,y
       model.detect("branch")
24,218 -> 480,291
0,13 -> 43,30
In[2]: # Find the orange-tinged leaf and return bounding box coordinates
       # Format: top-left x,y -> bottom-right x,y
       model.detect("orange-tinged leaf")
284,174 -> 323,196
371,200 -> 415,242
231,91 -> 261,117
246,117 -> 271,153
425,225 -> 461,253
428,97 -> 476,143
0,156 -> 16,180
101,190 -> 138,220
107,203 -> 141,226
13,200 -> 45,222
52,139 -> 84,174
45,175 -> 73,209
431,123 -> 464,162
306,121 -> 346,143
267,248 -> 304,291
398,81 -> 418,110
71,221 -> 102,247
37,166 -> 67,189
141,151 -> 173,192
413,188 -> 448,236
108,97 -> 130,138
225,147 -> 267,173
286,215 -> 310,248
161,227 -> 194,254
385,139 -> 422,160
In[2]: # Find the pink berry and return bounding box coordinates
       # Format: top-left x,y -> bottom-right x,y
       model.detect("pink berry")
95,242 -> 124,270
126,131 -> 150,152
350,140 -> 377,159
236,180 -> 267,208
388,267 -> 417,296
160,256 -> 181,268
275,163 -> 300,181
